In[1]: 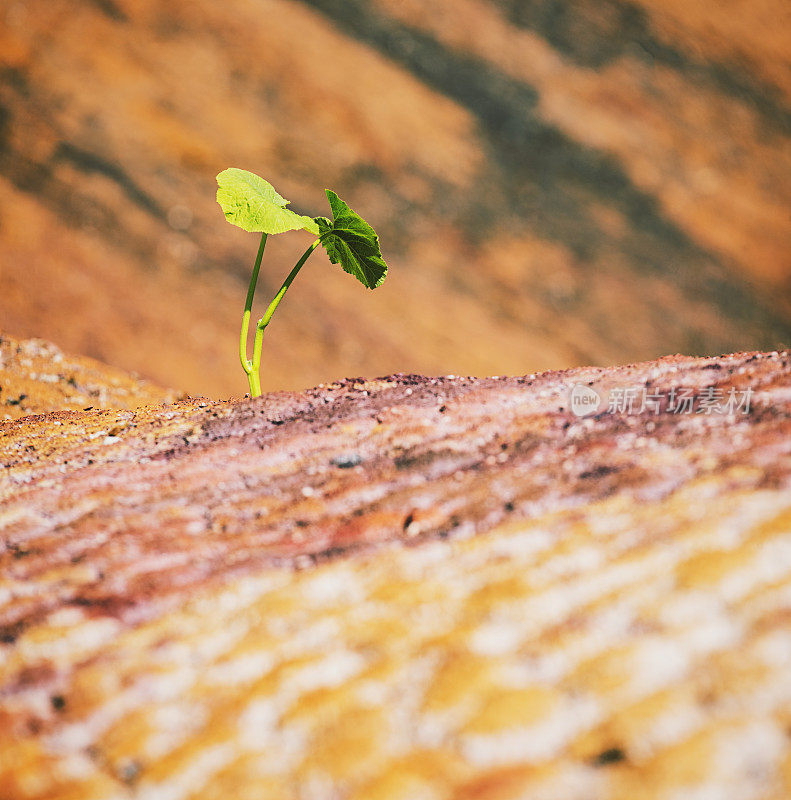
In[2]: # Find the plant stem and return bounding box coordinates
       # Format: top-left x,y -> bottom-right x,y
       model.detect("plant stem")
250,239 -> 320,396
239,232 -> 268,396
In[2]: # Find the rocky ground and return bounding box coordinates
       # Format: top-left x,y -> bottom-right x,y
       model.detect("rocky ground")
0,334 -> 176,421
1,339 -> 790,799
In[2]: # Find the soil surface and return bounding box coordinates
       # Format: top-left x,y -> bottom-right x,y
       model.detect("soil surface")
0,333 -> 176,421
1,347 -> 790,799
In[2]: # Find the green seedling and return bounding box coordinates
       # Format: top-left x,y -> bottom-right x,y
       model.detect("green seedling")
216,168 -> 388,397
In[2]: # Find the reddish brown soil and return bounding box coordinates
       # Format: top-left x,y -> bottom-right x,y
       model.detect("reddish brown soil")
1,347 -> 790,799
0,333 -> 176,421
3,349 -> 790,637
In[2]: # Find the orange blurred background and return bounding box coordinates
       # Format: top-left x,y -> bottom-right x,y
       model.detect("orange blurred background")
1,0 -> 789,397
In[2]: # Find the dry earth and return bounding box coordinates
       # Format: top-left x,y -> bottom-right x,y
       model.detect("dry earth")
1,340 -> 790,798
0,333 -> 176,421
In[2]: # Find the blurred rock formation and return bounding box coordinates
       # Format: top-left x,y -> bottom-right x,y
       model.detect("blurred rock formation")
1,0 -> 789,395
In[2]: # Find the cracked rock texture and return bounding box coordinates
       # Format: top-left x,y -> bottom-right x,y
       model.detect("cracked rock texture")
1,345 -> 791,799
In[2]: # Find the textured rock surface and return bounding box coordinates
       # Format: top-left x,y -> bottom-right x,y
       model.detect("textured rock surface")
1,347 -> 791,798
1,0 -> 790,396
0,333 -> 176,421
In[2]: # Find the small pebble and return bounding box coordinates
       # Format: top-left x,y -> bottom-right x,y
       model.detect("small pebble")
331,454 -> 362,469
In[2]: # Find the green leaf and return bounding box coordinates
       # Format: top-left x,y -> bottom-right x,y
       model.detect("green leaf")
316,191 -> 388,289
216,168 -> 319,235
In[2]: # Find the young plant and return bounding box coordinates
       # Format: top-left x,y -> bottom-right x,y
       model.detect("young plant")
216,168 -> 388,397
